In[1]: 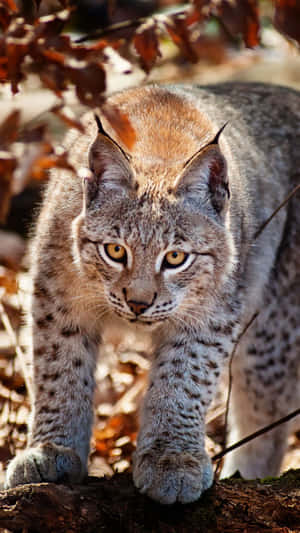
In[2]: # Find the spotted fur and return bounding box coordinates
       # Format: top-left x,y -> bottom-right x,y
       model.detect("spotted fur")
5,83 -> 300,504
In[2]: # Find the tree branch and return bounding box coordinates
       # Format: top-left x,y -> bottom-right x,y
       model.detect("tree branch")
75,16 -> 147,43
216,181 -> 300,468
254,183 -> 300,241
212,407 -> 300,462
74,6 -> 189,43
214,311 -> 259,477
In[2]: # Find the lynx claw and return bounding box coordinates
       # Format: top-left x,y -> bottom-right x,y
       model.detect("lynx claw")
133,449 -> 213,504
5,442 -> 84,488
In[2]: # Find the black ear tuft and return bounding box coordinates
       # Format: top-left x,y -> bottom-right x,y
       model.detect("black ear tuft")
94,114 -> 107,137
94,114 -> 130,162
207,122 -> 228,147
175,144 -> 230,215
183,123 -> 228,170
82,125 -> 134,206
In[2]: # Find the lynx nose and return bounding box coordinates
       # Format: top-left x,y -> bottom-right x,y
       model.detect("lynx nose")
128,300 -> 149,315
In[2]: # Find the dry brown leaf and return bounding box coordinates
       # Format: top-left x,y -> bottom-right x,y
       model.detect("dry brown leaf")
51,104 -> 85,133
165,14 -> 199,63
42,49 -> 66,65
0,266 -> 18,295
6,40 -> 29,93
0,110 -> 20,148
218,0 -> 260,48
30,151 -> 74,180
2,0 -> 18,12
33,8 -> 70,40
71,62 -> 106,107
39,64 -> 68,97
94,413 -> 137,467
0,5 -> 13,31
133,20 -> 161,73
0,54 -> 8,79
274,0 -> 300,44
0,153 -> 17,222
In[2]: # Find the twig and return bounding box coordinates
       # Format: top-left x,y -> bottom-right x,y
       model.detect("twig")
206,405 -> 226,425
214,311 -> 259,478
254,183 -> 300,241
0,298 -> 32,403
216,182 -> 300,473
212,407 -> 300,462
75,17 -> 147,43
0,300 -> 24,370
74,6 -> 190,44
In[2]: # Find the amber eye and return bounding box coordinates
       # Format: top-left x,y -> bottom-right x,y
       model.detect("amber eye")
163,251 -> 188,269
104,243 -> 127,263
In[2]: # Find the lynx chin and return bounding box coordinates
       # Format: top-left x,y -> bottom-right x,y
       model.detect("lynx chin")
6,83 -> 300,504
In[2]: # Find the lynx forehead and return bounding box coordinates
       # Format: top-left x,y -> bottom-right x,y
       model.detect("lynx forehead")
5,83 -> 300,506
96,90 -> 227,199
101,86 -> 214,164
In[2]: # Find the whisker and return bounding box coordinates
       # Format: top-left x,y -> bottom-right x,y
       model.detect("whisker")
171,312 -> 200,335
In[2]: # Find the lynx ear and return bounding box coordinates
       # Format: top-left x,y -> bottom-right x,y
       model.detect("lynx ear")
175,144 -> 230,214
84,115 -> 133,204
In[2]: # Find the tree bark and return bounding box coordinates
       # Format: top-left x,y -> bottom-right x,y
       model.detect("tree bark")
0,470 -> 299,533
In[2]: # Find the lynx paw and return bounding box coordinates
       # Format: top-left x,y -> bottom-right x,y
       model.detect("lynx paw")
5,443 -> 85,488
133,448 -> 213,504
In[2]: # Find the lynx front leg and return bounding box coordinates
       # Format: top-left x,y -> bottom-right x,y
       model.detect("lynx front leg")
133,333 -> 231,504
5,283 -> 98,488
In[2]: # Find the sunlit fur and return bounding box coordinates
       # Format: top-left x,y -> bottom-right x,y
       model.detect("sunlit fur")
5,84 -> 300,505
72,185 -> 236,330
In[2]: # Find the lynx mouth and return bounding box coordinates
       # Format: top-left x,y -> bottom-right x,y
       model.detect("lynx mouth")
113,309 -> 165,326
130,317 -> 164,326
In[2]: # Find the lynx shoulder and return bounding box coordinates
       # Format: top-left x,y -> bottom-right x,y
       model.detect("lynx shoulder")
6,83 -> 300,504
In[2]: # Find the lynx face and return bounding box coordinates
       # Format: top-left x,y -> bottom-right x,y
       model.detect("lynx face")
72,139 -> 235,329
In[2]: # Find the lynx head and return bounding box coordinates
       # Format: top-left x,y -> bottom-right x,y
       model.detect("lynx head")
72,94 -> 235,331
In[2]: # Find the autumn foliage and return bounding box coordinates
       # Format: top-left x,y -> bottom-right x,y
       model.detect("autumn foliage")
0,0 -> 299,222
0,0 -> 299,481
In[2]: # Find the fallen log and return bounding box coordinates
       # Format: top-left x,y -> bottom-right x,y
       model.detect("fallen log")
0,470 -> 299,533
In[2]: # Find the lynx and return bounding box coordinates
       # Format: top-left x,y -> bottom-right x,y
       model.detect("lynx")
5,83 -> 300,504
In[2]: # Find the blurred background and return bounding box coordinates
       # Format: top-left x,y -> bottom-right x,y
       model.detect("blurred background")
0,0 -> 299,486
